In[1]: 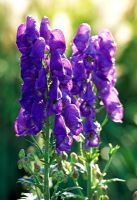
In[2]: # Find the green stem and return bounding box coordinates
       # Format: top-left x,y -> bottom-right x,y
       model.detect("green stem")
87,161 -> 92,200
43,120 -> 50,200
103,154 -> 113,174
26,164 -> 42,199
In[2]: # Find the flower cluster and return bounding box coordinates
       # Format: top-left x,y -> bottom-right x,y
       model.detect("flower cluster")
15,16 -> 123,153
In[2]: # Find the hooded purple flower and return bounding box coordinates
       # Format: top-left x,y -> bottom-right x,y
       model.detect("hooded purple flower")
40,16 -> 51,45
73,23 -> 91,53
80,82 -> 96,118
54,115 -> 72,153
16,16 -> 39,55
50,29 -> 66,55
63,104 -> 83,136
15,108 -> 42,136
84,118 -> 100,148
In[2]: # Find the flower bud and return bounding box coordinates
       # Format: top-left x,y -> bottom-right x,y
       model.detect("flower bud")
70,152 -> 78,163
23,183 -> 31,190
101,185 -> 108,193
57,161 -> 62,170
19,149 -> 25,159
34,163 -> 40,172
101,195 -> 109,200
92,191 -> 98,200
22,157 -> 30,172
17,159 -> 23,170
133,191 -> 137,199
62,152 -> 68,160
72,166 -> 79,179
27,146 -> 35,154
27,153 -> 35,161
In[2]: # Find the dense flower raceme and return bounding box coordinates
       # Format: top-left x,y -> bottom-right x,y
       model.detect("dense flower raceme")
15,16 -> 123,152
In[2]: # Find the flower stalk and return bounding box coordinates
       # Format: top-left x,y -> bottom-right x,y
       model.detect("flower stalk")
87,159 -> 92,200
43,120 -> 50,200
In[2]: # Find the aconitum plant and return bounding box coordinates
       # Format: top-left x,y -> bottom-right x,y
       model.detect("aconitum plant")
15,16 -> 124,200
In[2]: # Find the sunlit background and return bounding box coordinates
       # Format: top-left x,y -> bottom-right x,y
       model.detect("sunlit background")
0,0 -> 137,199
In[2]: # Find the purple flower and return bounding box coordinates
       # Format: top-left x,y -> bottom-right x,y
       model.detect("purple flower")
54,115 -> 72,153
80,82 -> 96,118
15,108 -> 42,136
50,29 -> 66,54
31,37 -> 45,62
71,60 -> 86,95
40,16 -> 51,45
84,118 -> 100,148
63,103 -> 83,136
16,16 -> 39,55
102,88 -> 123,123
25,16 -> 39,42
35,68 -> 47,99
73,23 -> 91,52
50,51 -> 65,79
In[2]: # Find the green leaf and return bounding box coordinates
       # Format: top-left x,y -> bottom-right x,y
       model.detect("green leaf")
17,177 -> 34,185
102,178 -> 126,184
62,186 -> 83,192
62,192 -> 84,199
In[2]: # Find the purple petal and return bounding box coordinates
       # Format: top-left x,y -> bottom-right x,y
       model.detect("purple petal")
50,51 -> 65,78
35,68 -> 47,96
31,37 -> 46,60
31,100 -> 46,126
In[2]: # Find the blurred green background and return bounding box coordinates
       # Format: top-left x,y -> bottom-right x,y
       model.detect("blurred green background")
0,0 -> 137,199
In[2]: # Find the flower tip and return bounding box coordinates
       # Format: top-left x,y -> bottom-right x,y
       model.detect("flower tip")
41,16 -> 50,23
